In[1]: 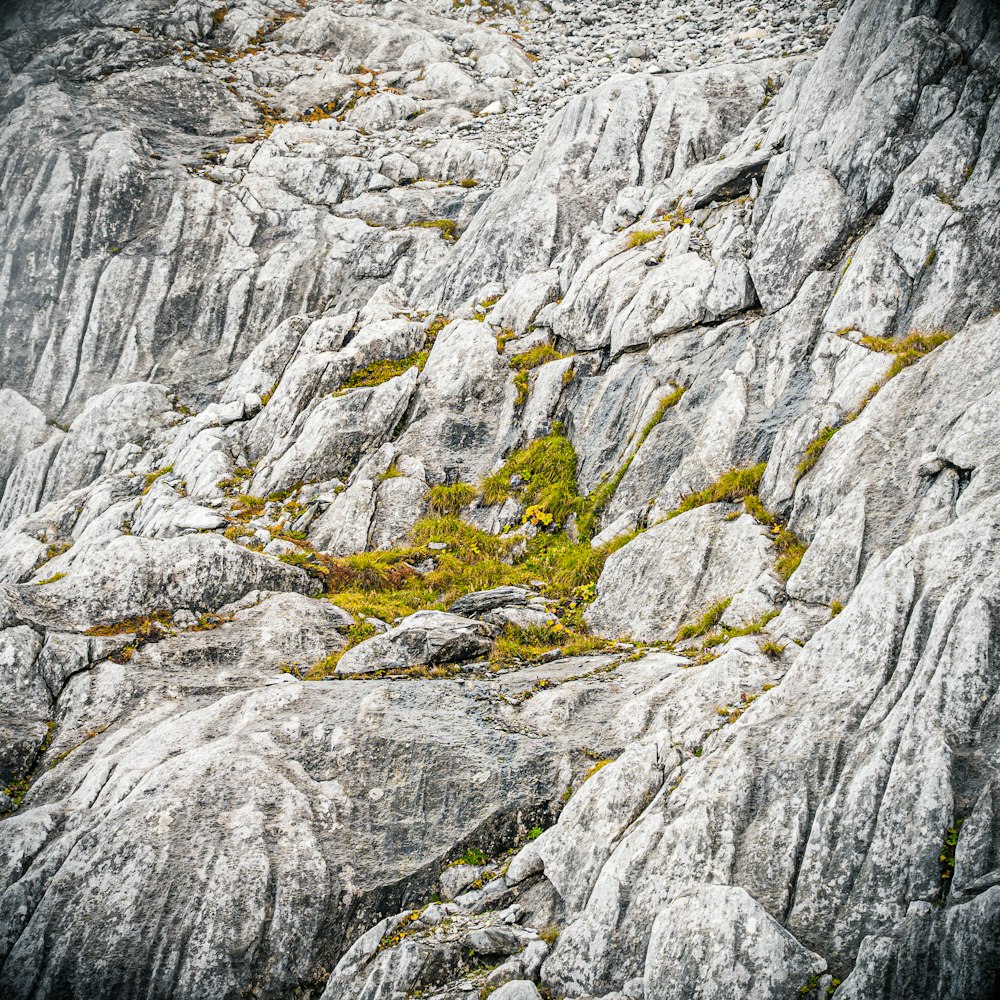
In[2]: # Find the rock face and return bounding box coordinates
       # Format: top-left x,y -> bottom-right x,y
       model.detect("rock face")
2,0 -> 999,999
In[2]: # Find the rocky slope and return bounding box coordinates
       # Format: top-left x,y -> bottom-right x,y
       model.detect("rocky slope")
1,0 -> 998,998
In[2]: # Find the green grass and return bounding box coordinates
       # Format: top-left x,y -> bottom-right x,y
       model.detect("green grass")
796,329 -> 953,483
743,496 -> 808,581
426,482 -> 478,515
142,465 -> 172,494
510,344 -> 570,406
675,596 -> 732,642
338,351 -> 429,391
489,623 -> 615,669
668,464 -> 766,519
580,385 -> 685,537
479,431 -> 584,527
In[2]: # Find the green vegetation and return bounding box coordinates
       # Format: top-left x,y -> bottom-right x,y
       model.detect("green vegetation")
538,924 -> 560,946
291,433 -> 642,679
527,825 -> 543,840
580,385 -> 685,537
335,314 -> 448,394
490,623 -> 615,668
938,818 -> 966,896
142,465 -> 173,494
626,229 -> 663,249
796,425 -> 839,481
337,351 -> 429,391
743,496 -> 807,581
378,462 -> 404,481
407,218 -> 458,241
759,638 -> 785,657
1,720 -> 56,813
583,757 -> 615,781
426,482 -> 478,515
830,599 -> 844,617
510,344 -> 570,406
668,463 -> 766,518
675,596 -> 732,642
479,431 -> 584,526
797,329 -> 953,483
36,572 -> 66,585
691,608 -> 781,653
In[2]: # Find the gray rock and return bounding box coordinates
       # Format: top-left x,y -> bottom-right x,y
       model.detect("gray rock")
643,884 -> 826,999
335,610 -> 497,674
586,505 -> 773,642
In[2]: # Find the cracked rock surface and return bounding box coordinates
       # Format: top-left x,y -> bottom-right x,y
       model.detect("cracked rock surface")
2,0 -> 999,998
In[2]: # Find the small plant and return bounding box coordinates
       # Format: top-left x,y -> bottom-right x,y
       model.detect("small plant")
797,330 -> 953,483
668,464 -> 766,518
759,638 -> 785,658
625,229 -> 662,249
538,923 -> 560,946
427,482 -> 477,515
457,847 -> 487,866
510,344 -> 570,407
36,572 -> 67,585
579,385 -> 685,538
142,465 -> 173,494
407,219 -> 458,241
527,825 -> 543,840
378,462 -> 404,481
583,758 -> 614,781
523,504 -> 554,527
675,596 -> 732,642
830,599 -> 844,617
338,351 -> 430,392
795,425 -> 839,481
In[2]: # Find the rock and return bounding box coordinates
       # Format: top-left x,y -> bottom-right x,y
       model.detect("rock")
335,610 -> 497,674
585,505 -> 773,642
450,586 -> 535,617
642,885 -> 826,999
489,981 -> 542,1000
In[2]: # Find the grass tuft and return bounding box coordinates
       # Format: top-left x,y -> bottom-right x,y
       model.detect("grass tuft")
426,483 -> 477,515
626,229 -> 662,249
668,464 -> 766,519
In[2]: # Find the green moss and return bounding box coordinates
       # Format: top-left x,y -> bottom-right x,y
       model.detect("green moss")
427,482 -> 478,515
407,218 -> 458,241
142,465 -> 173,494
36,572 -> 67,585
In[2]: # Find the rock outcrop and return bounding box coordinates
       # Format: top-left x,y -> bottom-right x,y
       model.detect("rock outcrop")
1,0 -> 998,999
